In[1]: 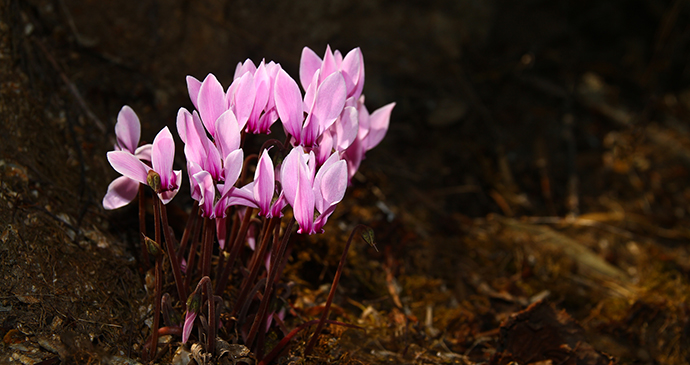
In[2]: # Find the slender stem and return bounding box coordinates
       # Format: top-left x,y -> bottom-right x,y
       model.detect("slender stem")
148,255 -> 162,359
159,198 -> 188,307
232,216 -> 278,317
304,224 -> 371,356
177,203 -> 199,263
204,278 -> 216,355
246,218 -> 292,349
138,184 -> 148,267
215,208 -> 254,295
199,217 -> 215,281
184,213 -> 203,288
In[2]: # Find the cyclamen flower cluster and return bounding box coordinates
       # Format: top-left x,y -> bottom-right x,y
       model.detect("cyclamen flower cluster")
103,45 -> 394,236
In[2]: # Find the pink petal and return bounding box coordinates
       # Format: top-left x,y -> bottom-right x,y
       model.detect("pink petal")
341,48 -> 363,98
294,158 -> 315,235
158,170 -> 182,205
223,149 -> 244,187
182,311 -> 197,344
363,102 -> 395,150
152,127 -> 176,189
254,149 -> 275,216
249,62 -> 271,132
193,170 -> 215,217
319,45 -> 338,83
310,72 -> 346,135
234,58 -> 257,80
216,216 -> 227,249
299,46 -> 322,91
102,176 -> 139,210
232,72 -> 256,130
214,110 -> 241,158
115,105 -> 141,154
107,151 -> 150,184
186,76 -> 202,110
274,69 -> 304,140
134,144 -> 152,162
176,107 -> 192,144
317,159 -> 347,212
197,74 -> 227,136
335,106 -> 358,151
280,146 -> 302,206
315,131 -> 334,166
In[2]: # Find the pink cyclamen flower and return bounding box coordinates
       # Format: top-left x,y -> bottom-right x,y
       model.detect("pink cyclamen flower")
275,68 -> 347,148
281,146 -> 348,234
228,60 -> 283,134
300,45 -> 365,101
107,126 -> 182,204
343,97 -> 396,181
103,106 -> 152,210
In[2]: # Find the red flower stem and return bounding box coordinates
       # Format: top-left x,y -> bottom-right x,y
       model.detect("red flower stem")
199,217 -> 215,280
232,216 -> 278,317
148,254 -> 162,359
158,198 -> 188,307
184,214 -> 202,288
205,278 -> 216,355
215,208 -> 254,296
176,203 -> 199,262
138,184 -> 148,267
304,224 -> 369,356
246,218 -> 293,350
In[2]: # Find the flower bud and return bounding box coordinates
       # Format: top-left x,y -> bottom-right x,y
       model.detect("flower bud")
147,170 -> 161,193
361,226 -> 378,252
144,236 -> 162,257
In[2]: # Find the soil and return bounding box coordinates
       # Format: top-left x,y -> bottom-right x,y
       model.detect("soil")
2,0 -> 690,364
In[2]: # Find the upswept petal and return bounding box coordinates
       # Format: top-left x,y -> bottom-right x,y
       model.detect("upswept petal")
234,59 -> 256,80
299,47 -> 322,91
151,127 -> 176,189
294,157 -> 315,234
363,102 -> 395,150
223,149 -> 244,187
312,72 -> 346,133
274,69 -> 304,141
254,149 -> 274,216
103,176 -> 139,210
115,105 -> 141,154
214,109 -> 241,158
176,107 -> 192,144
186,76 -> 202,111
335,106 -> 358,151
197,73 -> 227,136
341,47 -> 364,98
316,159 -> 347,213
107,151 -> 150,184
319,45 -> 338,84
280,146 -> 303,206
249,62 -> 271,132
232,71 -> 255,130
